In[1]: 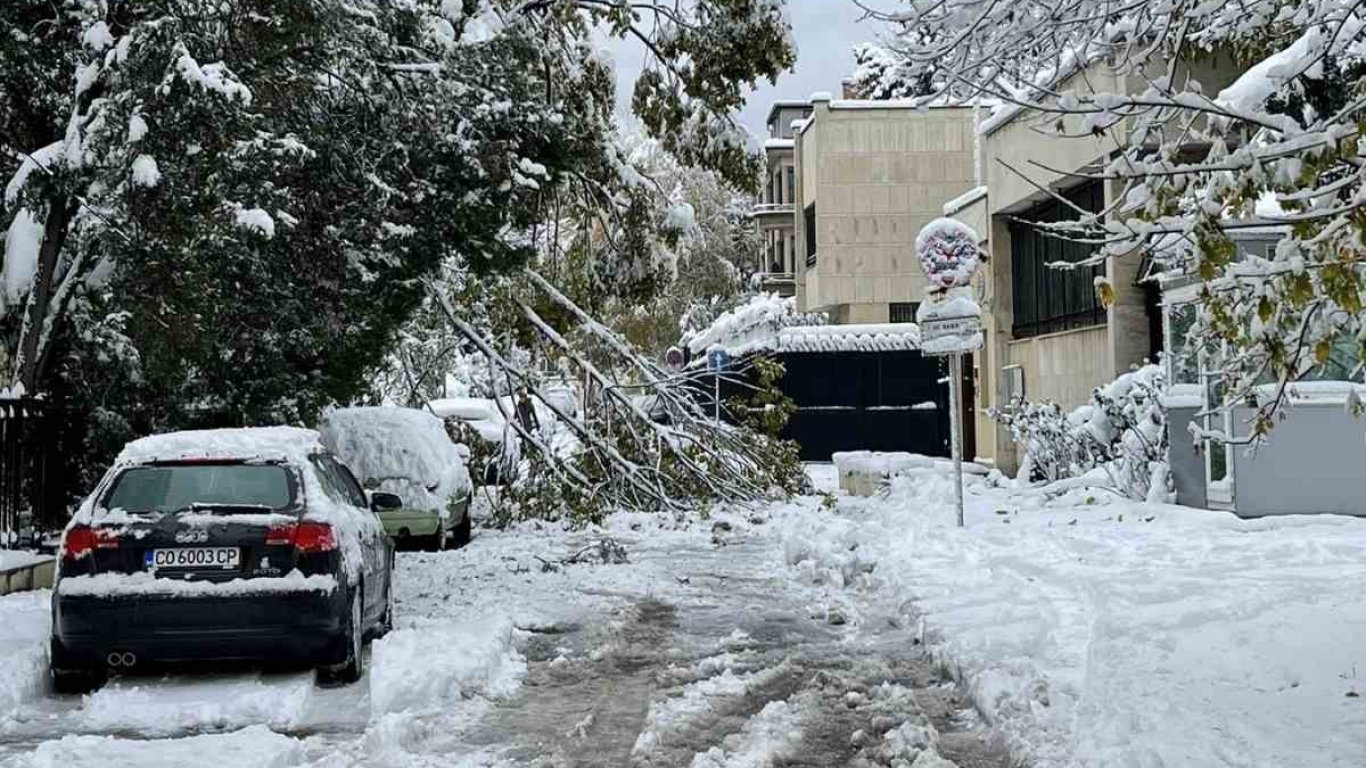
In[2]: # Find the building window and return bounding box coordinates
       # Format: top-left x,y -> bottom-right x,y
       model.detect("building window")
804,204 -> 817,266
889,302 -> 919,324
1007,180 -> 1107,339
786,167 -> 795,206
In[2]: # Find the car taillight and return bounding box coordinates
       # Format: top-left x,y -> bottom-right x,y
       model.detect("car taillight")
62,525 -> 119,561
266,522 -> 336,553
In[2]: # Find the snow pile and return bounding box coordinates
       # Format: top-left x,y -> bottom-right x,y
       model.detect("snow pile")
13,724 -> 303,768
75,674 -> 315,738
992,364 -> 1170,501
687,693 -> 811,767
319,406 -> 472,513
683,293 -> 816,358
634,662 -> 789,757
368,616 -> 525,717
0,591 -> 53,723
771,463 -> 1366,767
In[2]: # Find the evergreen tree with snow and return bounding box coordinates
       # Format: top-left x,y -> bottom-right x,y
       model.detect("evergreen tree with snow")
0,0 -> 793,483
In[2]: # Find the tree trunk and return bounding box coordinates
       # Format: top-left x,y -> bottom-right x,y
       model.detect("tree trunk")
14,196 -> 76,394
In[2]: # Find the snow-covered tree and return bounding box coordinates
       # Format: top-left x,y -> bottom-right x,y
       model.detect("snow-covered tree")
854,0 -> 1366,440
0,0 -> 793,479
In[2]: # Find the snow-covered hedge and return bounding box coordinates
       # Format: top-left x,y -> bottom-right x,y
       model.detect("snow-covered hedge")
992,365 -> 1171,501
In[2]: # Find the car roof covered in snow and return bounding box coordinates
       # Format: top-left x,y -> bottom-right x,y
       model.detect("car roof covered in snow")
115,426 -> 325,466
317,406 -> 471,502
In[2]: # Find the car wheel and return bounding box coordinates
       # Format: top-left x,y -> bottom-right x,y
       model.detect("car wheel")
422,528 -> 446,552
452,509 -> 472,548
318,588 -> 364,685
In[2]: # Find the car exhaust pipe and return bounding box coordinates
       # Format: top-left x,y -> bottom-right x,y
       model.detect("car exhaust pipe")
106,651 -> 137,668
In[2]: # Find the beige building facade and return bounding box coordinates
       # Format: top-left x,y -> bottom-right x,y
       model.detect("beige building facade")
758,57 -> 1247,471
792,96 -> 978,324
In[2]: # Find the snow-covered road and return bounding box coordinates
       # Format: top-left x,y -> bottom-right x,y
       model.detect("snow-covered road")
0,477 -> 1003,767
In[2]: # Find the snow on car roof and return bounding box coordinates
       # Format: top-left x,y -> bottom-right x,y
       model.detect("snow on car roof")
318,406 -> 471,502
427,397 -> 500,421
115,426 -> 325,466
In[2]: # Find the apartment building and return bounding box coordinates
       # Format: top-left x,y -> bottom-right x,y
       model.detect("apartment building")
751,101 -> 811,297
791,94 -> 978,324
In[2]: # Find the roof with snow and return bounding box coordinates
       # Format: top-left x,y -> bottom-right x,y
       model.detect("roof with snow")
115,426 -> 325,466
775,323 -> 921,353
684,293 -> 807,358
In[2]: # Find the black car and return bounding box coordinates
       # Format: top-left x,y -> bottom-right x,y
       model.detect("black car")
49,428 -> 396,692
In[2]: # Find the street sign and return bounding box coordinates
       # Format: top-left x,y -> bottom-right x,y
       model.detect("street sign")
664,346 -> 685,371
920,315 -> 984,356
706,348 -> 731,373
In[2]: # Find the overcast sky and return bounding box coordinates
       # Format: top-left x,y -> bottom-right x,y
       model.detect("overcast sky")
605,1 -> 886,141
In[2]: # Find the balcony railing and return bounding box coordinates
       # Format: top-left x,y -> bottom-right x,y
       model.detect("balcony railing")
750,202 -> 795,217
756,271 -> 797,297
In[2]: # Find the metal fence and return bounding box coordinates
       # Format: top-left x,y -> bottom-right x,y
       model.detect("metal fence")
0,398 -> 60,546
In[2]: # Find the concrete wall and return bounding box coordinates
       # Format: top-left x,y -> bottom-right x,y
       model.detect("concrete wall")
1006,325 -> 1110,410
1230,405 -> 1366,517
794,98 -> 977,319
0,557 -> 55,595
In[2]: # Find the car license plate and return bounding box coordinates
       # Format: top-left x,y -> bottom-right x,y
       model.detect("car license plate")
144,547 -> 240,571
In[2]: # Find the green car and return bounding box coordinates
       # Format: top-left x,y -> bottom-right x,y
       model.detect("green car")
319,406 -> 475,552
370,490 -> 470,551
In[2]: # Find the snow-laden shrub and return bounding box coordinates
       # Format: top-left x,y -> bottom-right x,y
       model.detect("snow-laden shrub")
991,365 -> 1171,501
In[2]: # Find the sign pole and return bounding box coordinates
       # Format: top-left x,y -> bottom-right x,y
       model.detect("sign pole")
949,352 -> 965,528
713,371 -> 720,424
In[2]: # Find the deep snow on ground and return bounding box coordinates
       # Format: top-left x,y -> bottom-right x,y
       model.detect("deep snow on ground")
771,464 -> 1366,767
0,480 -> 1000,768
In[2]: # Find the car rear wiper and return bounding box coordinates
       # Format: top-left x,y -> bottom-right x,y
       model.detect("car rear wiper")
178,502 -> 277,514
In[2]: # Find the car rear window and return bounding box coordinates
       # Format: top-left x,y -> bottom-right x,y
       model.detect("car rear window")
104,464 -> 295,513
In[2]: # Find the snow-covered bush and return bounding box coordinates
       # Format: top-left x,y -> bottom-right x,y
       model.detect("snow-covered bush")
992,365 -> 1171,501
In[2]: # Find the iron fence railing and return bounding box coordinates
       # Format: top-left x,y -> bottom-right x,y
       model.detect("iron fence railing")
0,398 -> 61,547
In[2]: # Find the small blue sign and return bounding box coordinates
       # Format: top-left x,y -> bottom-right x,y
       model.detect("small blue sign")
706,349 -> 731,373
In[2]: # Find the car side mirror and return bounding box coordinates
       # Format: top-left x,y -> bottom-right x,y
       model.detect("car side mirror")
370,492 -> 403,512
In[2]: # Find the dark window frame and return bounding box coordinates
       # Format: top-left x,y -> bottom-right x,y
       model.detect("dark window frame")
1008,181 -> 1108,339
889,302 -> 920,324
804,204 -> 817,266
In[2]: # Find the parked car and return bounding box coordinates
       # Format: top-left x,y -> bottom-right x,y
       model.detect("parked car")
318,406 -> 472,552
49,427 -> 395,692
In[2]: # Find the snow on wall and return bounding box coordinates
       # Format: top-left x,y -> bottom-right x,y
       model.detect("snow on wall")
776,323 -> 921,353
